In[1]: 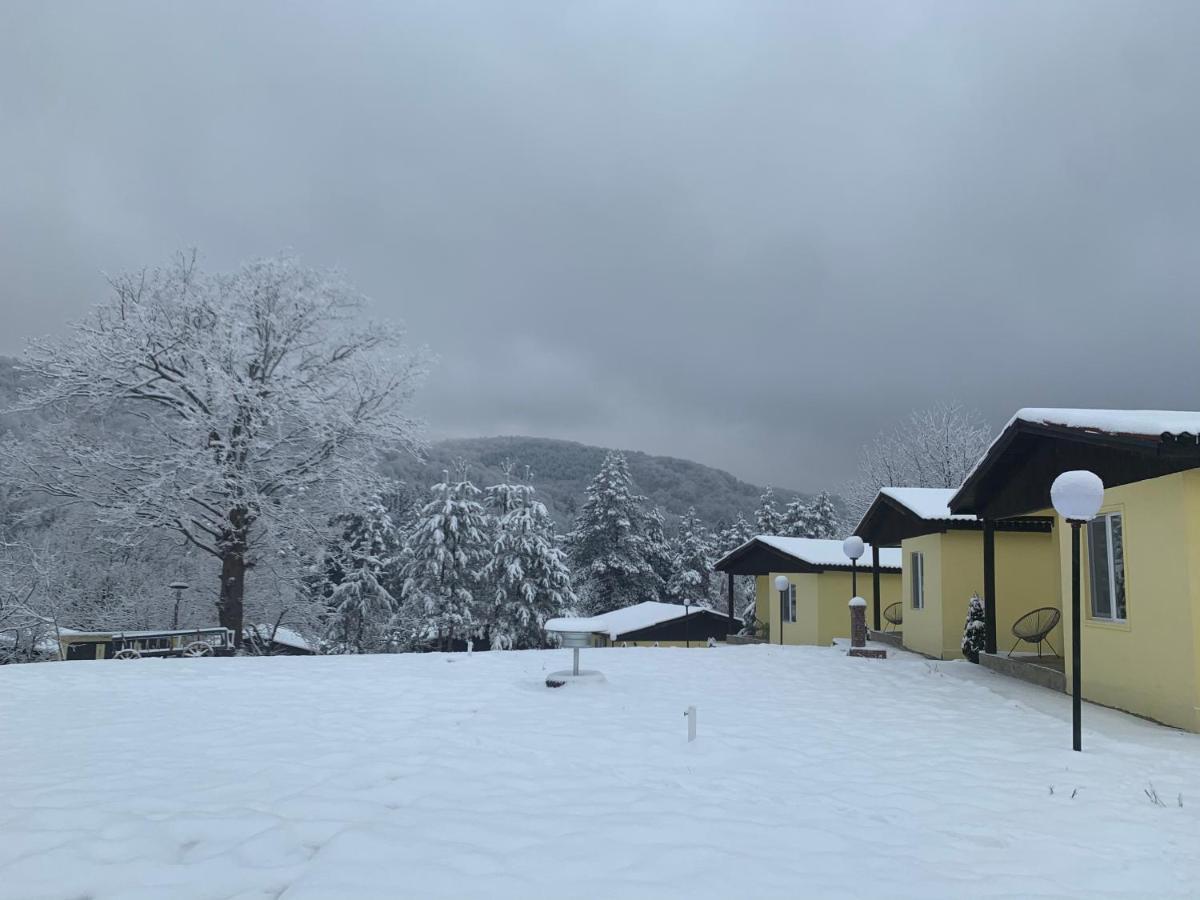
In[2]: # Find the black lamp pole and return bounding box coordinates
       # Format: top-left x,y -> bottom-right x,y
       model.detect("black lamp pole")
851,558 -> 858,598
1070,519 -> 1083,752
778,585 -> 786,646
1051,468 -> 1102,754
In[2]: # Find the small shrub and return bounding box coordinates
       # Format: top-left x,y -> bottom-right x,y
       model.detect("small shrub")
961,593 -> 986,663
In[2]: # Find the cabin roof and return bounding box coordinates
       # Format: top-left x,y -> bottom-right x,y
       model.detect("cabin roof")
878,487 -> 975,523
545,601 -> 719,639
714,535 -> 901,575
951,408 -> 1200,519
856,486 -> 1052,546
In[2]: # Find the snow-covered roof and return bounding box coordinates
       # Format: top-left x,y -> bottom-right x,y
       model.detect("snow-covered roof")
750,536 -> 902,571
1010,408 -> 1200,438
957,407 -> 1200,500
879,487 -> 977,523
545,601 -> 716,639
246,625 -> 313,652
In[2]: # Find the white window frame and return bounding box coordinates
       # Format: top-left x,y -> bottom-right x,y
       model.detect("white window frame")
1087,511 -> 1127,622
911,551 -> 925,610
781,583 -> 797,623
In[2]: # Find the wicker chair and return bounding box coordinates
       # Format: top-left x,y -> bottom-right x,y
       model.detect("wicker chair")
1008,606 -> 1061,658
882,602 -> 903,632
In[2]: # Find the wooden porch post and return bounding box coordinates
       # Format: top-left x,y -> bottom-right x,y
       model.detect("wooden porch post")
871,545 -> 882,631
726,572 -> 736,634
983,518 -> 997,655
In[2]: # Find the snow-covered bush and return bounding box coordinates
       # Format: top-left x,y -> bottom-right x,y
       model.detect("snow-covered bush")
962,593 -> 986,663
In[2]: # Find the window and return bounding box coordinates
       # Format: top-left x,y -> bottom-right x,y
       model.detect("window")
910,551 -> 925,609
1087,512 -> 1127,621
782,583 -> 797,623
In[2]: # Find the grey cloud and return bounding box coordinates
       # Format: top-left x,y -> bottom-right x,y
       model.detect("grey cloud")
3,1 -> 1199,490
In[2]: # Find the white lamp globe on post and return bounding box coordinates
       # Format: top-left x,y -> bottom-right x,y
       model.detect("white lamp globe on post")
773,575 -> 790,646
842,535 -> 865,599
1050,470 -> 1104,753
168,581 -> 190,630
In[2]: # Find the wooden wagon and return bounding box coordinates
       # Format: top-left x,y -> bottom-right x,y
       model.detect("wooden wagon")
57,627 -> 234,661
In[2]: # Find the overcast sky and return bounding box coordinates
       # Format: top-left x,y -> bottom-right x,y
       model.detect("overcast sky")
3,2 -> 1198,491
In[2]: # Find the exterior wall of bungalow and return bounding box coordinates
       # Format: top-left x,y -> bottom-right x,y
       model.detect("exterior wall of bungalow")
756,571 -> 900,646
900,529 -> 1061,660
1057,470 -> 1200,732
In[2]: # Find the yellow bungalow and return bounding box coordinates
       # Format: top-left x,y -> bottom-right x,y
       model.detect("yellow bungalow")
715,536 -> 901,646
855,487 -> 1059,660
949,408 -> 1200,732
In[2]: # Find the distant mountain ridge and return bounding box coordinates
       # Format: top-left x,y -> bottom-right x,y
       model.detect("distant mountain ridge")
381,435 -> 806,530
0,355 -> 807,532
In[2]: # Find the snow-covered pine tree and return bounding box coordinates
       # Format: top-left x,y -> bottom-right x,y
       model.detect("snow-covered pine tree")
644,506 -> 675,603
323,497 -> 401,653
962,592 -> 986,663
481,474 -> 577,649
666,507 -> 717,604
803,492 -> 842,539
780,497 -> 810,537
717,513 -> 754,556
755,487 -> 784,535
566,451 -> 663,615
401,468 -> 489,650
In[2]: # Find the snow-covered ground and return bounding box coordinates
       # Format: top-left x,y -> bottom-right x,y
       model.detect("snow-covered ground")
3,645 -> 1199,899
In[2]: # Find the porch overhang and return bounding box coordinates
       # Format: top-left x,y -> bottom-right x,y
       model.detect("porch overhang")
950,420 -> 1200,520
714,540 -> 823,575
856,491 -> 1052,547
714,536 -> 901,576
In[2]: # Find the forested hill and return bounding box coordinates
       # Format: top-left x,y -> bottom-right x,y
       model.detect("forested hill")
0,356 -> 805,531
382,435 -> 805,529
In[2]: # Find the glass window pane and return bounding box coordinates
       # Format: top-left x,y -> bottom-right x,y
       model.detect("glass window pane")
1088,517 -> 1112,618
1110,514 -> 1126,620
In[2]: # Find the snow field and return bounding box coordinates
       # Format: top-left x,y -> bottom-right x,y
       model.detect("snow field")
2,645 -> 1199,899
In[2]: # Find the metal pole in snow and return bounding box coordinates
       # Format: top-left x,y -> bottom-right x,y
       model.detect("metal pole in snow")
1071,521 -> 1082,752
685,705 -> 697,742
572,647 -> 580,677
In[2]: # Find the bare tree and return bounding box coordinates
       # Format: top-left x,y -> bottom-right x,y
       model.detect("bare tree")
843,402 -> 991,522
9,253 -> 426,644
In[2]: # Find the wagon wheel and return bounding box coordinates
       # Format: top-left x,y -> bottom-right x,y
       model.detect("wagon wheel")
182,641 -> 214,657
112,648 -> 142,660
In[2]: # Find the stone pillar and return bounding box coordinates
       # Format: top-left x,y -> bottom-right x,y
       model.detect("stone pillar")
850,596 -> 868,647
848,596 -> 886,659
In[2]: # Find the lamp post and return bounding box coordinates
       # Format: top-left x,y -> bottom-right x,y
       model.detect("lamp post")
842,535 -> 865,599
773,575 -> 790,646
169,581 -> 190,630
1050,470 -> 1104,752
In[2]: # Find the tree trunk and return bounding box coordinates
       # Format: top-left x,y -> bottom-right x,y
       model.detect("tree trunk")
218,549 -> 247,647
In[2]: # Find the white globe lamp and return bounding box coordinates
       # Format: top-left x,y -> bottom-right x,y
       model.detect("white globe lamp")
773,575 -> 790,646
843,535 -> 865,601
1051,470 -> 1105,523
1051,469 -> 1103,753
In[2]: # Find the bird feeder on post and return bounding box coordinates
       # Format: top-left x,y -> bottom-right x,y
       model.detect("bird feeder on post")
543,616 -> 607,688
